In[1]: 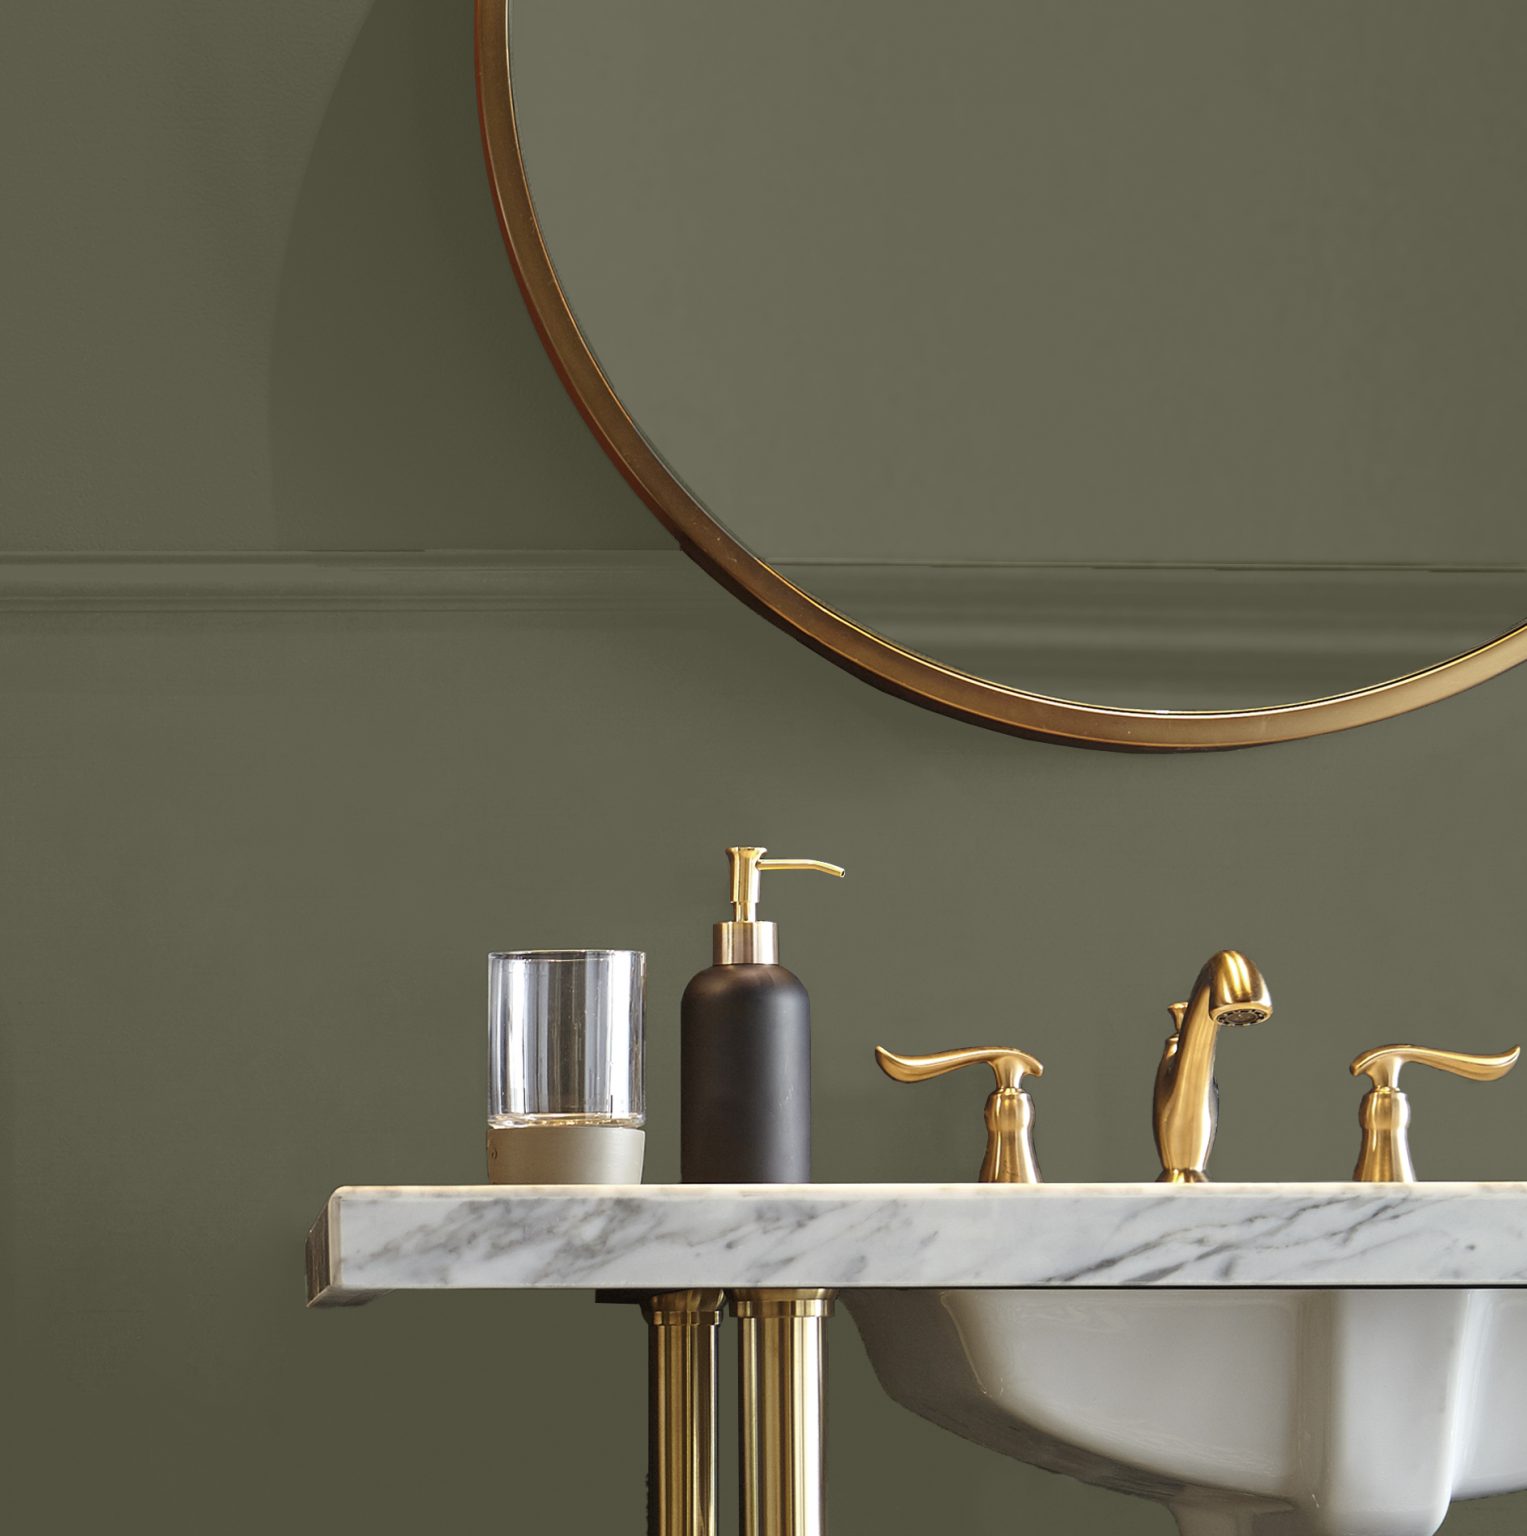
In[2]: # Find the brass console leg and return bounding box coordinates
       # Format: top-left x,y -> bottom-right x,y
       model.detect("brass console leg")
732,1289 -> 837,1536
641,1290 -> 726,1536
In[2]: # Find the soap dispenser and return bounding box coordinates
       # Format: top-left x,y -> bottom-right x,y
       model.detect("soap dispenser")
680,846 -> 844,1183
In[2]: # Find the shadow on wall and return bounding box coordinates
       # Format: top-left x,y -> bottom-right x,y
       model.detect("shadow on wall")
268,0 -> 667,552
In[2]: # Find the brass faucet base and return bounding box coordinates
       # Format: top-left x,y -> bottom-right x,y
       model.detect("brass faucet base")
1353,1088 -> 1415,1183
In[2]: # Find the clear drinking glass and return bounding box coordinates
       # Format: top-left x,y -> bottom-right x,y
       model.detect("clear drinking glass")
487,950 -> 645,1183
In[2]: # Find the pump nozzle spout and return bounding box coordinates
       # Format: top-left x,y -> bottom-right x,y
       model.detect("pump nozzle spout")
726,847 -> 845,921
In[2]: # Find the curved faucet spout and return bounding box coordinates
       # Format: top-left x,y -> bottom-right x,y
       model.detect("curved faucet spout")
1154,950 -> 1271,1183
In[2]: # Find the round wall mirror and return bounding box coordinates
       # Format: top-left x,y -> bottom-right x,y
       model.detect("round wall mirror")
476,1 -> 1527,749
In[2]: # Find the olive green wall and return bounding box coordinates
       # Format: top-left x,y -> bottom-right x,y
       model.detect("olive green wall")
3,5 -> 1525,1534
514,0 -> 1527,570
0,1 -> 668,554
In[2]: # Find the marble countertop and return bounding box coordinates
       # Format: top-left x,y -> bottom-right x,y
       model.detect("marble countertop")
305,1182 -> 1527,1306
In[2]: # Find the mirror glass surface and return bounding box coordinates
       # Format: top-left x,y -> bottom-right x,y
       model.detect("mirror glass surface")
510,1 -> 1527,708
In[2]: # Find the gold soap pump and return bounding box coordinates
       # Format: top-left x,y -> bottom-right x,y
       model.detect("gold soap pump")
714,846 -> 845,964
875,1045 -> 1045,1183
1349,1042 -> 1520,1182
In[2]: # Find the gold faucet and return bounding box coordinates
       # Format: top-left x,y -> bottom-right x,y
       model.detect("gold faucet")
1349,1043 -> 1519,1181
875,1044 -> 1045,1183
1153,950 -> 1272,1183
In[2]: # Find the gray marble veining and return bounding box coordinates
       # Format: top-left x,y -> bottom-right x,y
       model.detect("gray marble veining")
305,1182 -> 1527,1305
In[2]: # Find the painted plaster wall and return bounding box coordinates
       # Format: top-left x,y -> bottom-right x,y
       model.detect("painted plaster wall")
4,5 -> 1525,1531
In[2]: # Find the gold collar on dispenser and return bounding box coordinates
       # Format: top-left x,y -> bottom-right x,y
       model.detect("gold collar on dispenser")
875,1044 -> 1045,1183
1349,1042 -> 1520,1182
714,846 -> 845,965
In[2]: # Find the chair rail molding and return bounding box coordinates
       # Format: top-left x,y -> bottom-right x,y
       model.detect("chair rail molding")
2,552 -> 1520,707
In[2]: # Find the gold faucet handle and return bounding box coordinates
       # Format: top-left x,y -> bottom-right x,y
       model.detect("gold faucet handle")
875,1044 -> 1043,1090
874,1045 -> 1044,1183
1349,1043 -> 1520,1092
1348,1043 -> 1520,1182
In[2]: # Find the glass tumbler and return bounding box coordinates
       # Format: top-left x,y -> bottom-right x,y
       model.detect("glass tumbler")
487,949 -> 645,1184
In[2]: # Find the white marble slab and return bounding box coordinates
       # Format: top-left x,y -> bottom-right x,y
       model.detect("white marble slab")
305,1182 -> 1527,1306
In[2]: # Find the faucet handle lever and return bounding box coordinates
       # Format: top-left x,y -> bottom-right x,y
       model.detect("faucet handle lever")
1350,1043 -> 1520,1092
875,1044 -> 1043,1090
1348,1042 -> 1520,1182
874,1045 -> 1044,1183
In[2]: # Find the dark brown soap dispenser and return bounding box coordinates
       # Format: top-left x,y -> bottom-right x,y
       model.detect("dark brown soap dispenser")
680,846 -> 844,1183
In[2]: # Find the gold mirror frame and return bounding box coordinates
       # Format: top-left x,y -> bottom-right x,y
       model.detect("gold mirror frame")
474,1 -> 1527,751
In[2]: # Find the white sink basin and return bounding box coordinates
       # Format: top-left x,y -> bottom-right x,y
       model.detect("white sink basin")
306,1182 -> 1527,1527
305,1178 -> 1527,1532
848,1287 -> 1527,1536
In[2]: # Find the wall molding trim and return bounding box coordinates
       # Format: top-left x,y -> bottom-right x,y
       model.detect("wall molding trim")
775,558 -> 1527,656
2,550 -> 1522,703
0,550 -> 715,613
775,559 -> 1527,705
